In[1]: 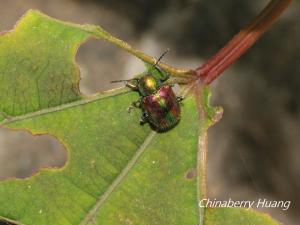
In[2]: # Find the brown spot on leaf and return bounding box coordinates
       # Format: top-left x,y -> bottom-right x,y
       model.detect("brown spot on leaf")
185,168 -> 197,179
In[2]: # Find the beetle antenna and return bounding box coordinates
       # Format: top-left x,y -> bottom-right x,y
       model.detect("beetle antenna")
110,79 -> 131,83
155,48 -> 170,66
112,49 -> 170,83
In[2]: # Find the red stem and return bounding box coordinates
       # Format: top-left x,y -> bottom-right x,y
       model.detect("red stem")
196,0 -> 293,84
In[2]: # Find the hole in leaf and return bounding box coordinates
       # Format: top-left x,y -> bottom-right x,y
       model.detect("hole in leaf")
77,39 -> 145,95
76,35 -> 144,95
0,128 -> 67,180
0,220 -> 17,225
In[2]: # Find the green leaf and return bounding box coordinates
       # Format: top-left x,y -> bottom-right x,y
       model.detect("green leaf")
205,208 -> 279,225
0,11 -> 87,118
0,10 -> 280,225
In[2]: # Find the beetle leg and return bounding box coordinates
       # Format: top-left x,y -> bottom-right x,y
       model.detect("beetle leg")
127,105 -> 134,113
125,79 -> 139,91
127,99 -> 142,113
140,113 -> 148,125
177,96 -> 184,103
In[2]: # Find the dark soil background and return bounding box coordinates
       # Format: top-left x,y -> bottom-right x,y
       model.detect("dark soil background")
0,0 -> 299,224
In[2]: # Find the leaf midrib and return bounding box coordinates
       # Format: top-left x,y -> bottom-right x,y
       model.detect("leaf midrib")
79,131 -> 156,225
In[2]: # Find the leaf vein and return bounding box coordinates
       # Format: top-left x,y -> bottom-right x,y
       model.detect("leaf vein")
79,131 -> 156,225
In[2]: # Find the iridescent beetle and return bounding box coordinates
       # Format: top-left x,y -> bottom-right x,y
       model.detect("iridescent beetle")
112,50 -> 183,132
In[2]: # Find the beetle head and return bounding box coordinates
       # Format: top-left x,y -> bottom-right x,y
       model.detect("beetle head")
137,74 -> 160,96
